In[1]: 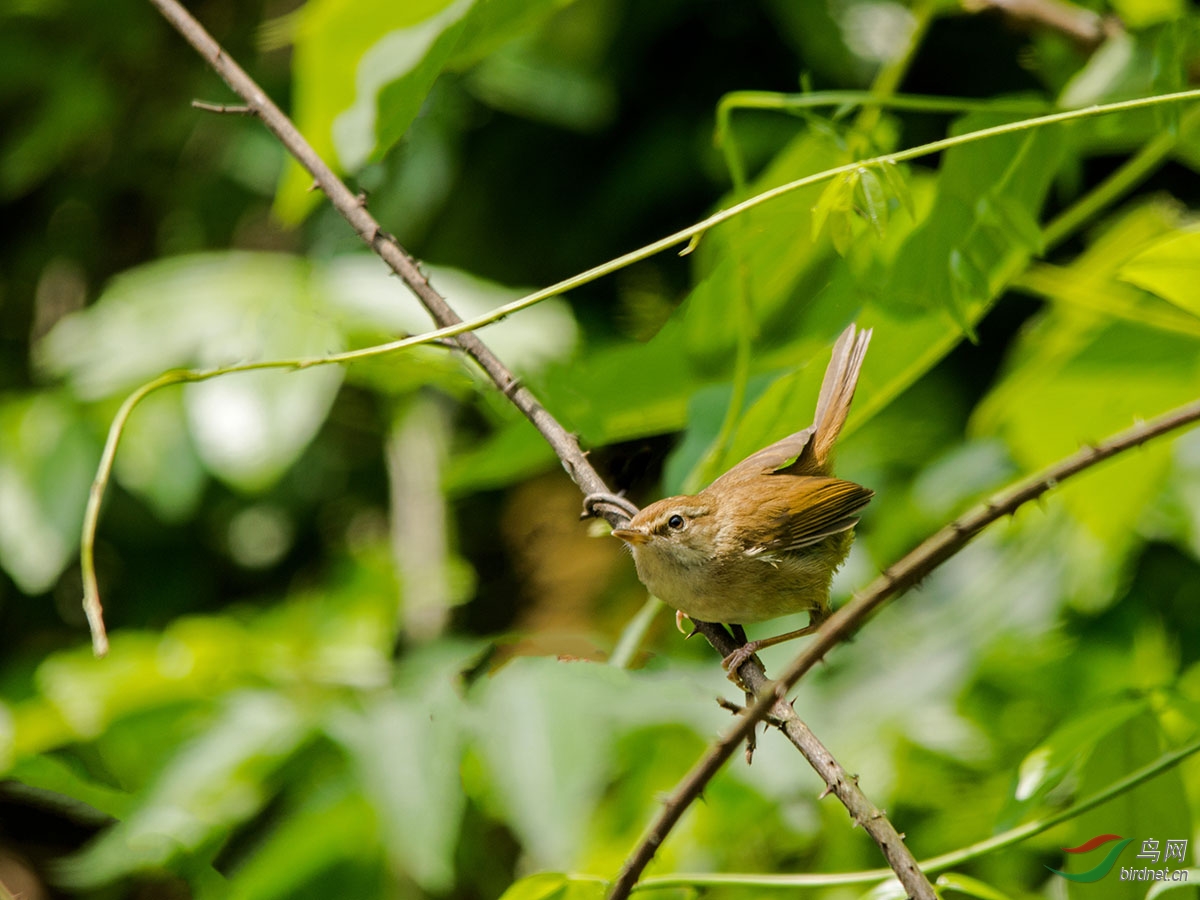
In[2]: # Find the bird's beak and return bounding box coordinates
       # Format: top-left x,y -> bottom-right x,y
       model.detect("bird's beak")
612,527 -> 649,545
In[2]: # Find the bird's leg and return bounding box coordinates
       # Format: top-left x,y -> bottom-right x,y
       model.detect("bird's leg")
721,609 -> 828,673
729,624 -> 757,764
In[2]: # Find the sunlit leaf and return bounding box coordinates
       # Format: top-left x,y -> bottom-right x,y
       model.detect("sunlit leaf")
1118,230 -> 1200,316
497,873 -> 606,900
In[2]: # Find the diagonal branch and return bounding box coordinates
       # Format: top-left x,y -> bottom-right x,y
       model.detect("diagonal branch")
142,4 -> 935,898
608,396 -> 1200,899
145,0 -> 615,518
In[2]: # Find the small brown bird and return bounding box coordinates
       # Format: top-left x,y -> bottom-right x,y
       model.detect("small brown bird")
611,324 -> 873,669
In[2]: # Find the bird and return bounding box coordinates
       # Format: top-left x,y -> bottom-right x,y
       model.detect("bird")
606,323 -> 873,672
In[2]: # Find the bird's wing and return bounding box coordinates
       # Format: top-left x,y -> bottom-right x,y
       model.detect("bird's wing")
741,477 -> 873,556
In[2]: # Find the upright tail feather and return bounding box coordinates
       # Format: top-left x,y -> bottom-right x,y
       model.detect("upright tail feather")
810,323 -> 872,468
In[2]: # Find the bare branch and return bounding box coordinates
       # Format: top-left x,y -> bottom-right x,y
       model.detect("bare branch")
147,0 -> 619,526
608,396 -> 1200,899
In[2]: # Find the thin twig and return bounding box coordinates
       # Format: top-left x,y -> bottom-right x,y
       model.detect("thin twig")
608,396 -> 1200,899
147,0 -> 614,520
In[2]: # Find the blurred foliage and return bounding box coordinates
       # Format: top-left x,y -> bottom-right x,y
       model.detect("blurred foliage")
3,0 -> 1200,898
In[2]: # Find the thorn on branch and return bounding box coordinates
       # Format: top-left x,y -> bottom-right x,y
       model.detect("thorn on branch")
716,696 -> 744,715
356,189 -> 369,207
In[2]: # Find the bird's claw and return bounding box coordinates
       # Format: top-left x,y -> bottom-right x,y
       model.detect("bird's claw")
580,491 -> 640,521
722,642 -> 762,680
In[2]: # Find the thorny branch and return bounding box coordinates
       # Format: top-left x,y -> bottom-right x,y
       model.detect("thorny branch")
608,397 -> 1200,899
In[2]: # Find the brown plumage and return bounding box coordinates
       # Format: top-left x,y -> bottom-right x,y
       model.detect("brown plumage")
613,324 -> 873,636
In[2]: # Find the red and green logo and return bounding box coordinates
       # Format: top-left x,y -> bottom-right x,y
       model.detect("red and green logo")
1046,834 -> 1133,883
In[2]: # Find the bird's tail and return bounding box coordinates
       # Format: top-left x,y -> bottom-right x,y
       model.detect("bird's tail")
810,323 -> 872,467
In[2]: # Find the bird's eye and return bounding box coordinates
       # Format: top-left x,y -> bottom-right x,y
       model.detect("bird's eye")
667,514 -> 685,530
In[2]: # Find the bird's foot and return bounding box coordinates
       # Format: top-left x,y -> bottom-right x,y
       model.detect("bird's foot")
580,491 -> 640,521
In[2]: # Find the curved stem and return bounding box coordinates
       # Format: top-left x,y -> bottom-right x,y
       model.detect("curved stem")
81,370 -> 194,656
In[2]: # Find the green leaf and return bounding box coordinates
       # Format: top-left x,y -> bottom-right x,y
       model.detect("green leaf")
326,645 -> 475,892
276,0 -> 472,221
499,873 -> 570,900
948,248 -> 986,340
973,311 -> 1200,584
977,194 -> 1045,254
856,166 -> 887,238
498,873 -> 607,900
470,658 -> 718,869
533,318 -> 697,445
7,752 -> 132,820
1118,230 -> 1200,316
57,691 -> 310,888
1004,699 -> 1147,824
684,130 -> 845,370
39,252 -> 344,493
1062,711 -> 1192,900
811,170 -> 854,242
888,111 -> 1062,319
879,158 -> 915,219
224,781 -> 380,900
0,393 -> 97,593
278,0 -> 578,221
